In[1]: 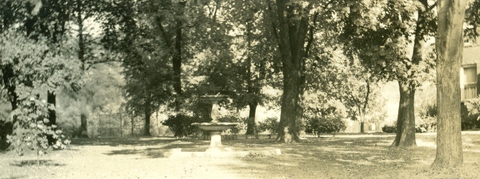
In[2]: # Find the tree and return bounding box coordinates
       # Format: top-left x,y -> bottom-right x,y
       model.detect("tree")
0,0 -> 23,119
268,0 -> 348,142
152,0 -> 187,111
340,0 -> 437,147
71,0 -> 108,138
270,0 -> 313,142
465,0 -> 480,44
102,0 -> 175,136
215,0 -> 276,137
327,58 -> 380,133
0,0 -> 79,149
26,0 -> 75,130
431,0 -> 466,168
1,29 -> 78,154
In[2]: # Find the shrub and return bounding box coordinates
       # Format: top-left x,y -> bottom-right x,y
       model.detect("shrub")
162,114 -> 209,138
308,116 -> 346,135
417,103 -> 437,132
7,97 -> 70,156
382,125 -> 396,133
415,116 -> 436,133
461,100 -> 480,130
258,117 -> 279,135
0,120 -> 13,150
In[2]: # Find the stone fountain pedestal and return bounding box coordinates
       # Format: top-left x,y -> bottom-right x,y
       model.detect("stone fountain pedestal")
191,122 -> 237,152
192,94 -> 238,152
164,94 -> 281,158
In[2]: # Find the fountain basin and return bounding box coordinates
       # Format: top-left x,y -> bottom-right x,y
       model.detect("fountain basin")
191,122 -> 238,131
192,122 -> 238,152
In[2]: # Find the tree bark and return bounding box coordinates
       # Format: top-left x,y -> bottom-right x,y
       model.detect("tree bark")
276,70 -> 302,141
78,96 -> 89,138
359,107 -> 365,133
432,0 -> 466,168
392,81 -> 417,147
47,91 -> 56,125
1,64 -> 17,150
78,113 -> 88,138
360,80 -> 370,133
143,94 -> 152,136
2,64 -> 18,119
76,0 -> 90,138
131,114 -> 135,137
274,0 -> 310,142
246,103 -> 258,136
391,2 -> 430,147
172,1 -> 185,111
46,91 -> 57,144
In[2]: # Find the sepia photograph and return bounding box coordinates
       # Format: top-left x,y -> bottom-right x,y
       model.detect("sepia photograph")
1,0 -> 479,178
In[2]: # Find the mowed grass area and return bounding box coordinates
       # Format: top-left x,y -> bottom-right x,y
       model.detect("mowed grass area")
1,132 -> 480,179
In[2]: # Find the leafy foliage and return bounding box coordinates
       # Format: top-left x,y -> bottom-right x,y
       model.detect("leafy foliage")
258,117 -> 279,135
461,99 -> 480,130
304,99 -> 347,135
465,0 -> 480,44
7,97 -> 70,155
162,114 -> 209,138
0,120 -> 13,150
0,29 -> 78,154
308,116 -> 346,135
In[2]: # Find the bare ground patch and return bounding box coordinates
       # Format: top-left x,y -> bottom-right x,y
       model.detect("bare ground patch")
1,133 -> 480,179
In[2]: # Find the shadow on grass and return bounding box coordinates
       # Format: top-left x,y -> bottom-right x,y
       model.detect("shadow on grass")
104,141 -> 211,158
70,137 -> 179,146
220,136 -> 441,179
10,159 -> 66,167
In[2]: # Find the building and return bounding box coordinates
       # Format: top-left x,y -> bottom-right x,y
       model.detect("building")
461,46 -> 480,100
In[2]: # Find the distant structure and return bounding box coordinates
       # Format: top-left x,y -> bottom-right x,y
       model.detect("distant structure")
461,45 -> 480,101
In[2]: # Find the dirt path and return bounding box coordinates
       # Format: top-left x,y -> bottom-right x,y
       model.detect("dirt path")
2,132 -> 480,179
2,144 -> 252,179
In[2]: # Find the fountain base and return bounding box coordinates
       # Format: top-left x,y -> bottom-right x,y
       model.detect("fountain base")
192,122 -> 238,152
206,131 -> 226,152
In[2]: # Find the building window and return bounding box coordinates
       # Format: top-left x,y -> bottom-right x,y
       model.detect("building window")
462,64 -> 477,100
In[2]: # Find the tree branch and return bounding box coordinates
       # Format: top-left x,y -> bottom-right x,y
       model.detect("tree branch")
156,16 -> 172,49
427,2 -> 437,11
305,12 -> 318,58
267,2 -> 281,49
362,79 -> 370,113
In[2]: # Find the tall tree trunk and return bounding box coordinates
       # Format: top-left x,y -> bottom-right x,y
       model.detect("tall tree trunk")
274,0 -> 309,142
359,107 -> 365,133
391,1 -> 430,147
46,91 -> 57,144
360,80 -> 371,133
2,64 -> 18,118
143,94 -> 152,136
392,81 -> 416,147
246,103 -> 258,135
244,9 -> 257,136
76,0 -> 89,138
47,91 -> 56,125
432,0 -> 466,168
78,96 -> 89,138
276,70 -> 302,141
173,1 -> 185,111
1,64 -> 17,150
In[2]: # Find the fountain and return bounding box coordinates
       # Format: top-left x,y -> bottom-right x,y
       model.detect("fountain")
164,94 -> 281,158
192,94 -> 238,152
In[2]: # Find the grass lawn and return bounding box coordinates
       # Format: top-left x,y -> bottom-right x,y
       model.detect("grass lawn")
1,132 -> 480,179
